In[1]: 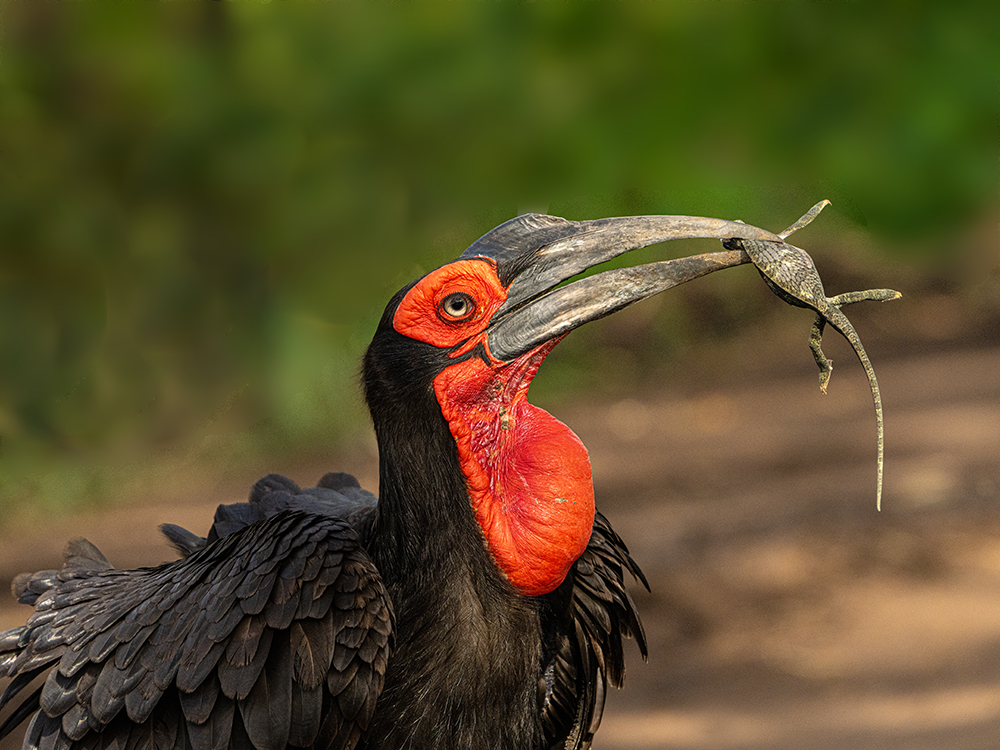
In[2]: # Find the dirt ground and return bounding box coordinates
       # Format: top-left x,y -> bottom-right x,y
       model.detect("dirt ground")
2,312 -> 1000,749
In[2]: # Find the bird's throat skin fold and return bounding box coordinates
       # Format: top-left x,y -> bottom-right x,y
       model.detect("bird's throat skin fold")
433,340 -> 595,596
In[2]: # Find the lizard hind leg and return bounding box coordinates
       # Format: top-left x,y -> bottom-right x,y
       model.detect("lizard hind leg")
811,289 -> 901,395
809,314 -> 833,394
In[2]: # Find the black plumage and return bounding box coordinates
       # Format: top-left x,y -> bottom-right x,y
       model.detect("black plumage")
3,505 -> 394,750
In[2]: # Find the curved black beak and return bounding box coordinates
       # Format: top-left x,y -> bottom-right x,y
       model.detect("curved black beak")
463,213 -> 782,362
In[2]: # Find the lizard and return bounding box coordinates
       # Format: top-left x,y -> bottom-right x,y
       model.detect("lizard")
723,200 -> 902,510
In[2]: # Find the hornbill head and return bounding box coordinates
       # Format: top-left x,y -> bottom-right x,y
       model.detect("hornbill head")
364,212 -> 766,596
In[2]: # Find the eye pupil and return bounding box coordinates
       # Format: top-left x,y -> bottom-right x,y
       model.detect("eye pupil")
439,292 -> 475,321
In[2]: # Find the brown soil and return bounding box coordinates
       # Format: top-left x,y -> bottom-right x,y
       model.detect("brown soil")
3,331 -> 1000,749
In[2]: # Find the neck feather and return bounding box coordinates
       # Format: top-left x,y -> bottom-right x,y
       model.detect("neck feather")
368,401 -> 493,581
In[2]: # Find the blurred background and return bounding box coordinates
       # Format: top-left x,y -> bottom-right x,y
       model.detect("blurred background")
0,2 -> 998,748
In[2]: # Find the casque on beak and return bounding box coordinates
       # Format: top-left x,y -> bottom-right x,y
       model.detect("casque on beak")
458,212 -> 783,362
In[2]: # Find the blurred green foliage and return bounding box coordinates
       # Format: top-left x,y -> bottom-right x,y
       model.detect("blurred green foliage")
0,1 -> 995,516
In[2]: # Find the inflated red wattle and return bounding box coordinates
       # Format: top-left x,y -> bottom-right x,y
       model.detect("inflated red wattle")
433,348 -> 595,596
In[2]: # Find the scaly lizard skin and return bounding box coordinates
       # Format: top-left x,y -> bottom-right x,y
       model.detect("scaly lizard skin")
723,204 -> 901,510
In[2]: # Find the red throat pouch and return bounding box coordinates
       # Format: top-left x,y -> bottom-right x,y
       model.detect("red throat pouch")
433,345 -> 595,596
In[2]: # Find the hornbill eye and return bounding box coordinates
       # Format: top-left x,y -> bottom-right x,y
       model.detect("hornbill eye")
438,292 -> 476,322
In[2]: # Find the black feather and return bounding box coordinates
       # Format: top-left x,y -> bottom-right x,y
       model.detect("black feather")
158,525 -> 206,558
290,617 -> 333,689
0,683 -> 43,738
177,675 -> 218,726
287,683 -> 322,748
40,667 -> 80,717
239,633 -> 291,750
183,693 -> 233,750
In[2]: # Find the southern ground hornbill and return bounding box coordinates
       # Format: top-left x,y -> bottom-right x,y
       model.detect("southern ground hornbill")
0,207 -> 896,749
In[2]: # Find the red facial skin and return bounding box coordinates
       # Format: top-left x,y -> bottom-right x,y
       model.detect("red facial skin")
393,260 -> 508,357
393,260 -> 596,596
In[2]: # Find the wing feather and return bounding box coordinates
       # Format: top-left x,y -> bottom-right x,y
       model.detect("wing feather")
177,676 -> 217,727
539,510 -> 648,750
174,640 -> 225,695
239,631 -> 292,750
1,477 -> 392,750
182,692 -> 232,750
290,617 -> 333,689
287,684 -> 322,748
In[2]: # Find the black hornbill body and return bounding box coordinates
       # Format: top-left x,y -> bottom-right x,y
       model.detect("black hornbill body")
0,212 -> 806,750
